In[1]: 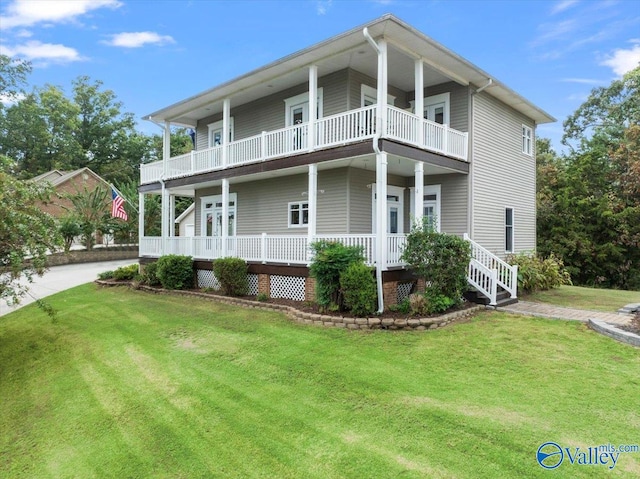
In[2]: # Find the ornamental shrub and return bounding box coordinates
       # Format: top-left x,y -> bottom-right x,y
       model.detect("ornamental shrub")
401,220 -> 471,304
212,257 -> 248,296
339,262 -> 377,316
113,264 -> 139,281
156,255 -> 194,290
309,241 -> 365,310
507,252 -> 571,293
98,270 -> 114,280
142,262 -> 161,286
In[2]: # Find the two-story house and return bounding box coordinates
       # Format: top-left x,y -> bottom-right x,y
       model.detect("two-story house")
138,14 -> 554,310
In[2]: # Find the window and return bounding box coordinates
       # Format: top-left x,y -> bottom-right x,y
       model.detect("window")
284,89 -> 324,126
505,208 -> 514,253
288,202 -> 309,228
410,93 -> 450,125
361,84 -> 396,107
208,118 -> 234,148
522,125 -> 533,156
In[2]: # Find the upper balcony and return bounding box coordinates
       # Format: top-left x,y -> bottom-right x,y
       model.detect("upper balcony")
140,105 -> 468,185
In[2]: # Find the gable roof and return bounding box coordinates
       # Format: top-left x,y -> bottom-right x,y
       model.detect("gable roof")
175,203 -> 195,224
145,14 -> 555,127
31,167 -> 112,189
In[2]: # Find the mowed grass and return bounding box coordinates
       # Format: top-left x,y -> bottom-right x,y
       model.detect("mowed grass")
1,285 -> 639,478
524,285 -> 640,312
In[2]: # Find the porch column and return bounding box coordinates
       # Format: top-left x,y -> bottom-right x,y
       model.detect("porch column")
377,40 -> 388,135
221,178 -> 229,258
414,161 -> 424,229
222,98 -> 231,167
169,194 -> 176,237
308,65 -> 317,150
161,184 -> 169,254
376,152 -> 388,270
138,192 -> 145,241
307,163 -> 318,262
414,59 -> 424,146
163,121 -> 171,176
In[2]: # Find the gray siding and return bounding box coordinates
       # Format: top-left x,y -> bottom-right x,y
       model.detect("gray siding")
406,81 -> 469,133
426,174 -> 468,236
347,69 -> 410,110
472,92 -> 536,257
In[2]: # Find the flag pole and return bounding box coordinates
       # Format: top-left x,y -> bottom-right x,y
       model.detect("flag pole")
110,183 -> 139,213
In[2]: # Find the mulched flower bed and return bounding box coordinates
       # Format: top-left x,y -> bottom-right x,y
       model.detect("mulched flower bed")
621,312 -> 640,335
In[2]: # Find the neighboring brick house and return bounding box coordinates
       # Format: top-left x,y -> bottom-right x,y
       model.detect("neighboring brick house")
31,167 -> 112,219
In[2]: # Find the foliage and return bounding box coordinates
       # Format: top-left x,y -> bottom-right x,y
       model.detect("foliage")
256,292 -> 269,302
388,297 -> 411,314
401,220 -> 471,303
408,293 -> 428,316
58,215 -> 81,253
113,264 -> 139,281
309,241 -> 365,310
0,172 -> 62,304
156,255 -> 194,290
212,257 -> 249,296
423,291 -> 455,315
0,54 -> 31,102
67,186 -> 110,250
142,262 -> 160,286
98,270 -> 114,280
507,253 -> 572,294
339,262 -> 377,316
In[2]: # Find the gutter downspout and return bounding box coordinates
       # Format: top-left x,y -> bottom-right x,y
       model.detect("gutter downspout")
475,78 -> 493,94
364,27 -> 385,314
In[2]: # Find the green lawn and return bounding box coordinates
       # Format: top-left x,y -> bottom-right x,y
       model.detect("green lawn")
1,284 -> 639,478
523,285 -> 640,312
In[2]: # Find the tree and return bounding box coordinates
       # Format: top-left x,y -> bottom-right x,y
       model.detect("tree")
0,168 -> 62,305
0,54 -> 31,103
67,186 -> 110,250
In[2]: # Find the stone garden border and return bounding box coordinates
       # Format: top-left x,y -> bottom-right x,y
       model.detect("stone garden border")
588,319 -> 640,348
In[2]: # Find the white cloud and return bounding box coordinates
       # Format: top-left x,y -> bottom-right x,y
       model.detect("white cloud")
103,32 -> 176,48
601,41 -> 640,76
0,0 -> 121,29
561,78 -> 604,84
551,0 -> 580,15
316,0 -> 332,15
0,40 -> 83,64
0,92 -> 26,105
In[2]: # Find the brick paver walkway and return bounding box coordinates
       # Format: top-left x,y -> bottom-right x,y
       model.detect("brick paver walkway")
499,301 -> 632,327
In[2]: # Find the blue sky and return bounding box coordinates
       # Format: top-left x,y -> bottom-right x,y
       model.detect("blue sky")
1,0 -> 639,151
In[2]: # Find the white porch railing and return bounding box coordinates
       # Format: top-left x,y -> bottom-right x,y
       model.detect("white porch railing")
463,233 -> 518,306
140,104 -> 468,184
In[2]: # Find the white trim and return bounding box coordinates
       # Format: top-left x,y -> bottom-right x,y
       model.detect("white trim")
207,118 -> 234,147
410,92 -> 450,125
200,193 -> 237,236
522,124 -> 533,156
284,88 -> 324,125
505,207 -> 515,253
361,84 -> 396,107
175,203 -> 195,223
288,201 -> 309,228
409,184 -> 441,232
371,183 -> 404,234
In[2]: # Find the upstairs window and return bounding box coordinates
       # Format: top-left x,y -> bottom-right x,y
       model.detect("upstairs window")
288,202 -> 309,228
522,125 -> 533,156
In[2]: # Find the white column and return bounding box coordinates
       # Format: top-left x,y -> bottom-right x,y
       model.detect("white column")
138,192 -> 145,240
414,161 -> 424,230
222,98 -> 230,167
377,40 -> 388,135
163,121 -> 171,175
221,178 -> 229,257
161,183 -> 169,254
307,164 -> 317,262
376,152 -> 388,270
169,195 -> 176,237
414,59 -> 424,146
308,65 -> 317,150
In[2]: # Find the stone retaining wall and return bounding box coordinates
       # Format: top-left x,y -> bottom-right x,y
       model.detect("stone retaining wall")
96,281 -> 483,331
47,247 -> 138,267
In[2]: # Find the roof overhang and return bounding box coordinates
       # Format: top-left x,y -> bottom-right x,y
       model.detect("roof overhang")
144,14 -> 555,127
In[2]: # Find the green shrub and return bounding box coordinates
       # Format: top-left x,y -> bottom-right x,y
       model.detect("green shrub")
156,255 -> 194,290
142,262 -> 161,286
212,257 -> 248,296
309,241 -> 365,310
58,215 -> 81,253
424,291 -> 455,314
388,298 -> 411,315
401,220 -> 471,304
409,293 -> 429,316
339,262 -> 377,316
98,270 -> 114,280
507,252 -> 571,293
113,264 -> 139,281
256,292 -> 269,302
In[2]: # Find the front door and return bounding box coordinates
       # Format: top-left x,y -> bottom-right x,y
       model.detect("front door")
424,102 -> 445,124
201,194 -> 237,257
288,101 -> 309,151
372,185 -> 404,234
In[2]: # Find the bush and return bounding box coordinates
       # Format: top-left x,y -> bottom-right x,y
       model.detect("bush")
212,257 -> 248,296
142,262 -> 161,286
339,262 -> 377,316
98,270 -> 114,280
256,292 -> 269,302
401,220 -> 471,304
424,291 -> 455,314
113,264 -> 139,281
58,216 -> 81,253
156,255 -> 194,290
388,298 -> 411,315
507,252 -> 571,293
309,241 -> 365,310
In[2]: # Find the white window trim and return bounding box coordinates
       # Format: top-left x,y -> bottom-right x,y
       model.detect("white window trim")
288,201 -> 309,228
505,207 -> 515,253
207,118 -> 235,148
410,92 -> 450,125
284,89 -> 324,125
200,193 -> 237,236
361,84 -> 396,107
409,184 -> 441,232
371,184 -> 405,234
522,124 -> 533,156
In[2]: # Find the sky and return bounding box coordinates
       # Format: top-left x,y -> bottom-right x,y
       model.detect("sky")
1,0 -> 639,152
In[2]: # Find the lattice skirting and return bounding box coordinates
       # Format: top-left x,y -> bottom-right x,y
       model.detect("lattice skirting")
270,275 -> 306,301
397,281 -> 415,303
197,269 -> 258,295
247,273 -> 259,295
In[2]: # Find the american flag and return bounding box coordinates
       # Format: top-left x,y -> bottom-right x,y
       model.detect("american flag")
111,188 -> 128,221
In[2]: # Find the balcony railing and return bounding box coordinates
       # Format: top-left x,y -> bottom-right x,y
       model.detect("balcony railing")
140,105 -> 468,184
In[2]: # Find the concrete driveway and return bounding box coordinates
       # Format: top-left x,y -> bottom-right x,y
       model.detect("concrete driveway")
0,260 -> 137,317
